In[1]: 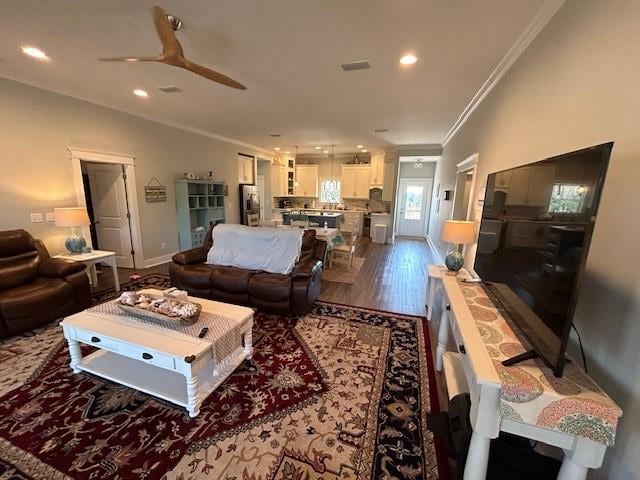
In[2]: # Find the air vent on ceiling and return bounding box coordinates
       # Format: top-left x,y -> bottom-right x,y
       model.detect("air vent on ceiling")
341,60 -> 370,72
374,128 -> 388,133
158,85 -> 182,93
269,134 -> 282,138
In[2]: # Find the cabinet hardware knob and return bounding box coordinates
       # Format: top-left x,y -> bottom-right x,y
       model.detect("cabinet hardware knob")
459,344 -> 466,354
142,352 -> 153,360
91,336 -> 101,343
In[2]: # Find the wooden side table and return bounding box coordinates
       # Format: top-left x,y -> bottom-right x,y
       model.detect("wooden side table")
55,250 -> 120,291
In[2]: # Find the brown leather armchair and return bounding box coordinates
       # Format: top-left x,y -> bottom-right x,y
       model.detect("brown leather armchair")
170,225 -> 326,314
0,230 -> 91,338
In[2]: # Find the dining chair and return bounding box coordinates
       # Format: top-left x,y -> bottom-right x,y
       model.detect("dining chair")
330,230 -> 358,270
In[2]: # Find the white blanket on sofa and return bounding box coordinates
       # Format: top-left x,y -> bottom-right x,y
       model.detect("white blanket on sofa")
206,224 -> 304,275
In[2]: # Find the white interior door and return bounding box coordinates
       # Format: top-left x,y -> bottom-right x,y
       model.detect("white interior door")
396,180 -> 433,237
256,175 -> 265,220
86,163 -> 134,268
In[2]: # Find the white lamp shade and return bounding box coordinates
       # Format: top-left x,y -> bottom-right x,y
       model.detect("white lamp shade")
54,207 -> 90,227
442,220 -> 475,245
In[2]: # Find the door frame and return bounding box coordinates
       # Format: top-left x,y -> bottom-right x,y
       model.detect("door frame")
451,153 -> 479,272
451,153 -> 479,222
69,147 -> 144,268
256,174 -> 265,220
394,179 -> 433,238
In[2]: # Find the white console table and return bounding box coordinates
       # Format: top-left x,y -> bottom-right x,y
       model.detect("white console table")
434,271 -> 621,480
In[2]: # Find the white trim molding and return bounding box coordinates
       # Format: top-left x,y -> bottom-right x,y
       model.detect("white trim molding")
68,147 -> 145,269
456,153 -> 479,173
143,252 -> 178,268
441,0 -> 566,147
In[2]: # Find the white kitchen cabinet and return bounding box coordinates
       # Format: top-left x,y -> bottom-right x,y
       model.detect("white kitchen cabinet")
294,165 -> 319,197
271,163 -> 287,197
527,166 -> 555,206
369,153 -> 385,187
342,165 -> 370,199
238,154 -> 255,184
505,166 -> 555,206
495,170 -> 513,190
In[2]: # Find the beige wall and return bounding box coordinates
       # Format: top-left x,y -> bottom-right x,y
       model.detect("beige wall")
0,78 -> 265,263
429,1 -> 640,478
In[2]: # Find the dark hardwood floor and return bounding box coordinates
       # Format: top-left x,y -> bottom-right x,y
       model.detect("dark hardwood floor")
320,237 -> 437,316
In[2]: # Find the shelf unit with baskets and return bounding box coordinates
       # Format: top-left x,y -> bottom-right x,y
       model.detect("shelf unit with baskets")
175,179 -> 226,250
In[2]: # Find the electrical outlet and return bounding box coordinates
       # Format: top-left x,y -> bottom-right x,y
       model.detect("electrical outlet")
161,242 -> 166,251
30,213 -> 44,223
46,212 -> 56,222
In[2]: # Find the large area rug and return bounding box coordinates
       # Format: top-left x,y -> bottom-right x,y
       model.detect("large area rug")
0,275 -> 449,480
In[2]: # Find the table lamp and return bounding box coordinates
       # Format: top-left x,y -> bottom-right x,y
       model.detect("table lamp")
441,220 -> 475,272
55,207 -> 90,254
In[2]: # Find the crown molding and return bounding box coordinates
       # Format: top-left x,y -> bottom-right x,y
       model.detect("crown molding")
2,75 -> 273,155
441,0 -> 566,147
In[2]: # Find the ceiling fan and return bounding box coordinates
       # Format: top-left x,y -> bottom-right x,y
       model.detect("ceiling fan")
99,5 -> 246,90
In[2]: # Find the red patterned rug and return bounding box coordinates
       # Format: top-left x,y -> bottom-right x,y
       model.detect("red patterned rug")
0,275 -> 449,479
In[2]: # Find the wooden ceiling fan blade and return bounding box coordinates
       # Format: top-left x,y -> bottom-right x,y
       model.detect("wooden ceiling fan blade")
99,56 -> 160,62
152,5 -> 182,57
180,59 -> 247,90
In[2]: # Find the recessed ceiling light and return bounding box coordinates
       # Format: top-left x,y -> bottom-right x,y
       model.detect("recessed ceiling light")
399,54 -> 418,65
361,149 -> 368,153
21,46 -> 49,60
285,151 -> 290,154
274,147 -> 281,151
133,89 -> 149,97
356,145 -> 363,149
323,150 -> 329,154
315,146 -> 322,150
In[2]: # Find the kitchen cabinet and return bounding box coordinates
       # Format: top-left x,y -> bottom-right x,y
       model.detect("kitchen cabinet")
294,165 -> 319,197
369,153 -> 385,187
238,154 -> 255,184
505,166 -> 555,206
271,163 -> 287,197
342,165 -> 370,199
495,170 -> 513,190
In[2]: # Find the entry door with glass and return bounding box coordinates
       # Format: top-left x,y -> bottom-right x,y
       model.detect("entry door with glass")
396,180 -> 433,237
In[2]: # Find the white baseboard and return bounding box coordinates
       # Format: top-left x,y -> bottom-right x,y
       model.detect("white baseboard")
426,235 -> 444,264
142,252 -> 177,268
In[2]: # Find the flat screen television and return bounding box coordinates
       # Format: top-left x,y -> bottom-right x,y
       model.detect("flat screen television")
474,142 -> 612,376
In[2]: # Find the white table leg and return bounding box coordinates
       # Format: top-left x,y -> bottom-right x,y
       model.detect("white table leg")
109,257 -> 120,292
243,329 -> 253,359
426,277 -> 435,321
186,373 -> 201,418
66,338 -> 83,373
463,431 -> 491,480
558,459 -> 588,480
90,263 -> 98,286
436,298 -> 450,372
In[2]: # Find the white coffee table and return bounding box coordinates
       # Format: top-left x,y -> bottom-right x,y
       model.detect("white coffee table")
55,250 -> 120,291
61,289 -> 254,417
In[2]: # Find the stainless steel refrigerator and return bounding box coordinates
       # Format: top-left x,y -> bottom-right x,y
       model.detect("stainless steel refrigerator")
239,184 -> 260,225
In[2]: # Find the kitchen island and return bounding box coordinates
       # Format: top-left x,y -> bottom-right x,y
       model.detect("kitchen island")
282,211 -> 344,228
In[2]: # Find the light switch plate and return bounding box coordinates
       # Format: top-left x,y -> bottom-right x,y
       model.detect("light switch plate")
30,213 -> 44,223
46,212 -> 56,222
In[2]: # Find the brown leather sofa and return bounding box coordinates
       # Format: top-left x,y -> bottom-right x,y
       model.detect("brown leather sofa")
0,229 -> 91,338
170,225 -> 326,314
